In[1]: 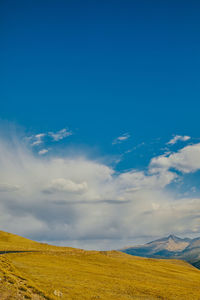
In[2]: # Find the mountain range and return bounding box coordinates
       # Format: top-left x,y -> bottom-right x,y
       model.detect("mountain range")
121,234 -> 200,268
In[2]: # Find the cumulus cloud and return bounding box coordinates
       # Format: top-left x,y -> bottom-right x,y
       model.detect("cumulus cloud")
43,178 -> 88,194
118,169 -> 177,191
48,128 -> 72,141
112,133 -> 130,145
167,135 -> 191,145
0,129 -> 200,250
150,143 -> 200,173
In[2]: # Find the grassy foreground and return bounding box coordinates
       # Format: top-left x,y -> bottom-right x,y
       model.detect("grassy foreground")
0,231 -> 200,299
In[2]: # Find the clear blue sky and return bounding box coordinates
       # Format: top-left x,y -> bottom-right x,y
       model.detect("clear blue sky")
1,1 -> 200,143
1,1 -> 200,248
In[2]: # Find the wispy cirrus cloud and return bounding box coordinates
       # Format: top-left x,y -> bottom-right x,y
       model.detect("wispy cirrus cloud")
167,135 -> 191,145
48,128 -> 72,141
27,128 -> 72,150
112,133 -> 130,145
31,133 -> 46,146
38,149 -> 49,155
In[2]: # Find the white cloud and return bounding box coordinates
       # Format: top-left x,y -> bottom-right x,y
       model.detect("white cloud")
26,128 -> 72,149
49,128 -> 72,141
112,133 -> 130,145
150,143 -> 200,173
0,183 -> 20,192
167,135 -> 191,145
118,169 -> 177,191
31,133 -> 46,146
43,178 -> 88,194
38,149 -> 48,155
1,129 -> 200,250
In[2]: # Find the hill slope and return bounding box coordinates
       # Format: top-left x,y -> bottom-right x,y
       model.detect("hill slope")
1,231 -> 200,299
0,230 -> 71,252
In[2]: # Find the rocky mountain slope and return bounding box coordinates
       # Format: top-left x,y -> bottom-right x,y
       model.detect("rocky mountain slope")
121,234 -> 200,267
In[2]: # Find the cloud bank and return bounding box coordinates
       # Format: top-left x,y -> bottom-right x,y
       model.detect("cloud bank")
0,131 -> 200,250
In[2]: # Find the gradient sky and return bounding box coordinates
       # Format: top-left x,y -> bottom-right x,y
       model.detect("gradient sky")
1,1 -> 200,249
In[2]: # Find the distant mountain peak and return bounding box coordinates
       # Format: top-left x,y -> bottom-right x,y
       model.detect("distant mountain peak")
121,234 -> 193,259
146,234 -> 182,245
168,234 -> 177,239
167,234 -> 181,241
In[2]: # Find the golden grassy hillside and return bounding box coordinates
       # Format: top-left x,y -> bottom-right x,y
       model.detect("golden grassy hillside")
0,231 -> 200,299
0,230 -> 72,252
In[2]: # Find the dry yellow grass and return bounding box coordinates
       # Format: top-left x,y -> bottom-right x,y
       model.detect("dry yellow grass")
0,230 -> 72,252
0,231 -> 200,299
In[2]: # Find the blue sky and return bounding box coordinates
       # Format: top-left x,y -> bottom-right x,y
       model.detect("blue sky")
1,1 -> 200,249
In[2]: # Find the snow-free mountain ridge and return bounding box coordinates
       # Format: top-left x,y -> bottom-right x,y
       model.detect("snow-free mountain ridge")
121,234 -> 200,268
